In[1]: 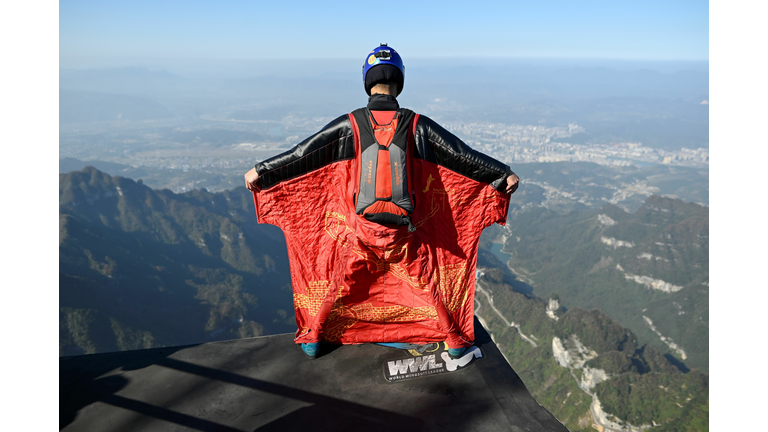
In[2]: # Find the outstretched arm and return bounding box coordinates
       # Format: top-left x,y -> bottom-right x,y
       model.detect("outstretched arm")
246,114 -> 355,192
414,115 -> 520,195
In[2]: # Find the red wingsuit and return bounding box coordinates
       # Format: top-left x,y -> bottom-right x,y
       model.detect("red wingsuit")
252,95 -> 513,349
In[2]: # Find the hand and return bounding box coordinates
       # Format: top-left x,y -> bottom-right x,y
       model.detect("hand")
245,167 -> 259,191
505,173 -> 520,195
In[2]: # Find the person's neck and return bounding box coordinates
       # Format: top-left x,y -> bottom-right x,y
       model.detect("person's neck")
369,82 -> 396,96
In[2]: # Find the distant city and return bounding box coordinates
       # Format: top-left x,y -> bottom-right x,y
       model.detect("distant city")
129,120 -> 709,172
60,117 -> 708,195
446,122 -> 708,168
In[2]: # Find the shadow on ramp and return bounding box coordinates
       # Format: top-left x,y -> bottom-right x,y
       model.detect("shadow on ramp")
60,318 -> 568,431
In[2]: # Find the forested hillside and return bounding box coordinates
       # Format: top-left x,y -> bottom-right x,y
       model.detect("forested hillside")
59,167 -> 708,430
59,167 -> 296,355
472,254 -> 708,431
496,195 -> 709,372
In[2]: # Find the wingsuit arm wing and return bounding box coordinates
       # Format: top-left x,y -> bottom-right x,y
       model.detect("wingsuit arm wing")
254,114 -> 355,190
413,115 -> 515,193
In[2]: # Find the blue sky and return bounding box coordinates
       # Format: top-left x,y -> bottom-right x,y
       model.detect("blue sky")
60,0 -> 709,66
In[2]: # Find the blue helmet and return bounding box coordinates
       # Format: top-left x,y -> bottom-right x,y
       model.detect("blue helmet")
362,44 -> 405,96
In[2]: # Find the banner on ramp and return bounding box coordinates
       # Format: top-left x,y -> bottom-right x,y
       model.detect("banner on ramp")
383,344 -> 483,382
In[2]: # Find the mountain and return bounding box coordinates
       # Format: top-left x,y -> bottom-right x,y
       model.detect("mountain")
472,264 -> 708,432
405,64 -> 709,150
59,67 -> 186,97
59,157 -> 149,179
59,167 -> 296,355
59,167 -> 708,430
495,195 -> 709,372
59,62 -> 708,150
60,89 -> 174,123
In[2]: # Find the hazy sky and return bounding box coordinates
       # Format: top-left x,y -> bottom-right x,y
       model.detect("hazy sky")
60,0 -> 708,68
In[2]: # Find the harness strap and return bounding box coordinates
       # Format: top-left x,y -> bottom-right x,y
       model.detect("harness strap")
358,141 -> 379,211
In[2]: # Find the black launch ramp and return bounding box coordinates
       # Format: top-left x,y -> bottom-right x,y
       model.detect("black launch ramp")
60,317 -> 569,432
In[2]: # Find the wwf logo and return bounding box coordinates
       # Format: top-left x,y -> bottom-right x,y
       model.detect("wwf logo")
382,344 -> 483,382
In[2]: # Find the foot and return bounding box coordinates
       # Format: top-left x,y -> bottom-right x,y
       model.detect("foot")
376,342 -> 425,350
301,342 -> 320,358
447,347 -> 467,358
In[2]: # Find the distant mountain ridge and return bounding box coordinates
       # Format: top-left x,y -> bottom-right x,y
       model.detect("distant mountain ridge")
59,63 -> 707,150
59,67 -> 185,96
60,89 -> 174,123
59,157 -> 147,178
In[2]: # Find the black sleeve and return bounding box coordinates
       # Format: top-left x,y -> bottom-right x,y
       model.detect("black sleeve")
254,114 -> 356,190
413,115 -> 514,192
